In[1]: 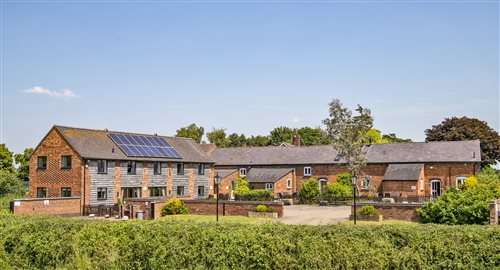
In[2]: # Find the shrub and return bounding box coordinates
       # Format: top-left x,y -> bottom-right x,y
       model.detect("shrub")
323,182 -> 352,198
358,205 -> 377,216
233,177 -> 250,194
299,178 -> 320,203
336,172 -> 353,186
255,205 -> 268,212
161,197 -> 189,216
235,189 -> 273,201
0,171 -> 24,197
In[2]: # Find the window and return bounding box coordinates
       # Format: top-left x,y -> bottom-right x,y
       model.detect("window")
319,179 -> 328,192
127,161 -> 136,174
61,187 -> 71,197
239,168 -> 247,177
286,179 -> 292,189
61,155 -> 72,169
122,187 -> 141,198
362,176 -> 371,189
153,162 -> 162,175
304,167 -> 312,176
265,183 -> 274,190
36,187 -> 46,198
149,187 -> 165,197
37,156 -> 47,170
177,186 -> 185,196
198,164 -> 205,175
97,187 -> 107,200
197,186 -> 205,196
456,176 -> 467,187
97,160 -> 107,174
177,163 -> 184,175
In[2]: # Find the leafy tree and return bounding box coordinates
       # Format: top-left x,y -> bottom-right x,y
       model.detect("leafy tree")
246,135 -> 270,147
175,123 -> 205,143
0,171 -> 24,197
417,167 -> 500,225
0,144 -> 15,173
336,172 -> 353,186
382,133 -> 413,143
206,128 -> 228,147
425,117 -> 500,166
227,133 -> 247,147
298,127 -> 331,146
323,183 -> 351,198
362,129 -> 388,144
323,99 -> 373,176
14,148 -> 33,182
298,178 -> 320,203
233,177 -> 250,194
269,126 -> 293,146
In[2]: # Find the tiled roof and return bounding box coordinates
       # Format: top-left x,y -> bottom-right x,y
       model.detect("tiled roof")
215,169 -> 237,179
210,140 -> 481,165
54,126 -> 213,163
245,168 -> 294,183
383,164 -> 423,181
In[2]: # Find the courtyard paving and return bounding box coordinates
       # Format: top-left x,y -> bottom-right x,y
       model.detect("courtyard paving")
281,205 -> 351,225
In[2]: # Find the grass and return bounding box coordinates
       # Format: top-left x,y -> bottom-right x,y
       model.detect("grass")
160,214 -> 273,224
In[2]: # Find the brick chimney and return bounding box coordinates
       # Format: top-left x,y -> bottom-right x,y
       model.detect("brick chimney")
292,131 -> 301,147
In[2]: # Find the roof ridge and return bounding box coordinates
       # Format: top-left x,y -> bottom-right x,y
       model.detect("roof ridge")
54,125 -> 193,141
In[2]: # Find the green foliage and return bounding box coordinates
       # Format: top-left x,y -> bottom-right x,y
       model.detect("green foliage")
299,178 -> 320,203
323,183 -> 352,198
425,116 -> 500,166
297,127 -> 331,146
206,128 -> 228,147
381,133 -> 413,143
14,148 -> 33,182
235,189 -> 273,201
246,135 -> 270,147
463,176 -> 478,190
233,177 -> 250,194
160,197 -> 189,216
0,171 -> 24,197
363,129 -> 389,144
269,126 -> 293,146
0,144 -> 15,173
175,123 -> 205,143
255,205 -> 268,212
417,168 -> 500,225
1,215 -> 500,269
336,172 -> 352,186
358,205 -> 378,216
227,133 -> 247,147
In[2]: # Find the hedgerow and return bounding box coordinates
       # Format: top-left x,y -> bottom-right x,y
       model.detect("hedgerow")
1,212 -> 500,269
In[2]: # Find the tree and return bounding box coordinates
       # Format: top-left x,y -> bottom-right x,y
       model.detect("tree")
233,177 -> 250,194
425,117 -> 500,166
323,99 -> 373,176
15,148 -> 33,182
382,133 -> 413,143
269,126 -> 293,146
362,129 -> 388,144
206,128 -> 228,147
175,123 -> 205,143
227,133 -> 247,147
0,144 -> 15,173
298,127 -> 331,146
246,135 -> 270,147
298,178 -> 320,203
336,172 -> 352,186
0,171 -> 24,197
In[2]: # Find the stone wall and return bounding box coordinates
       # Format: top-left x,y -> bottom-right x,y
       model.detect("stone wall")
352,202 -> 421,222
10,197 -> 81,216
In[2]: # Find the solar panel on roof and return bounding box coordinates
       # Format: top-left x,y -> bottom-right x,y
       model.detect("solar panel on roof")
108,133 -> 182,159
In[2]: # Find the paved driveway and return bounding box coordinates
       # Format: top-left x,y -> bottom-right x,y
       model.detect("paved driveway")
281,205 -> 351,225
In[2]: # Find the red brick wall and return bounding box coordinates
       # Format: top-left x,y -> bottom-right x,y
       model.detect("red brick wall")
29,129 -> 83,201
219,171 -> 239,195
11,197 -> 81,216
490,199 -> 499,225
422,163 -> 476,195
352,202 -> 421,221
382,181 -> 419,197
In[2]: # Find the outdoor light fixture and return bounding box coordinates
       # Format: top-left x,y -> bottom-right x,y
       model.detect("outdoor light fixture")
214,173 -> 221,223
351,174 -> 358,225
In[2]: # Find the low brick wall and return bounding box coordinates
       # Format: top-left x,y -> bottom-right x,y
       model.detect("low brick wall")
489,199 -> 499,225
352,202 -> 422,222
10,197 -> 81,216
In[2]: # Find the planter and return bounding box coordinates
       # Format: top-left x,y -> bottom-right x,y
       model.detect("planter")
349,214 -> 383,222
248,211 -> 278,219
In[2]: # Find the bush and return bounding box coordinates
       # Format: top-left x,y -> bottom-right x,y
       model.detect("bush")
235,189 -> 273,201
160,197 -> 189,216
1,214 -> 500,269
358,205 -> 378,216
255,205 -> 268,212
336,172 -> 353,186
417,167 -> 500,225
323,182 -> 352,198
0,171 -> 24,197
233,177 -> 250,194
299,178 -> 320,203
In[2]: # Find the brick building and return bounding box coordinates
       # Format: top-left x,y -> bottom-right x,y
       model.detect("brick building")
29,126 -> 214,212
209,140 -> 481,198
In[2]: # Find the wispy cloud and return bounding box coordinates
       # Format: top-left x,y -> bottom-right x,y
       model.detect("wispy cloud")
291,117 -> 300,123
23,86 -> 79,100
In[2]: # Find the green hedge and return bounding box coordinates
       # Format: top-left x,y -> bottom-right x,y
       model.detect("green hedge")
1,213 -> 500,269
235,189 -> 273,201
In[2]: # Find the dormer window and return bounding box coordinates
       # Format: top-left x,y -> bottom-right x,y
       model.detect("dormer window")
304,166 -> 312,176
239,168 -> 247,177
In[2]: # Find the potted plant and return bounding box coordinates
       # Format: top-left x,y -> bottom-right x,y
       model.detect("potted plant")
349,205 -> 383,222
248,204 -> 278,218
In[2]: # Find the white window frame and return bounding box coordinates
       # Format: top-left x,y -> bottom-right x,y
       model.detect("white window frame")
319,179 -> 328,192
286,179 -> 292,189
304,166 -> 312,176
430,179 -> 441,197
265,183 -> 274,190
239,168 -> 247,177
362,176 -> 371,189
456,176 -> 467,187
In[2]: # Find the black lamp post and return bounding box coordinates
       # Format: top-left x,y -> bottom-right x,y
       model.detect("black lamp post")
352,174 -> 358,225
214,172 -> 221,223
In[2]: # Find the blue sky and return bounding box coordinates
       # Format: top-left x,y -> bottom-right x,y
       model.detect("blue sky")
1,1 -> 499,154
